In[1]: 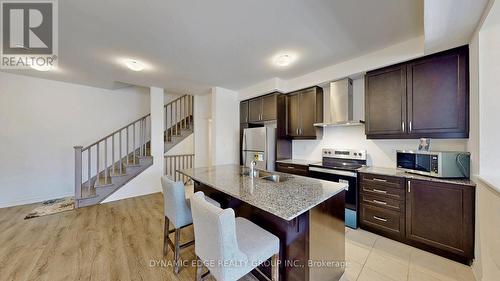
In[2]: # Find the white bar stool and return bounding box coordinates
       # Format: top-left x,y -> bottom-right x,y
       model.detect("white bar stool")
190,191 -> 280,281
161,176 -> 220,274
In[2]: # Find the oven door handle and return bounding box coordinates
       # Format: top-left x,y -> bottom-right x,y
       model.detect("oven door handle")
308,167 -> 358,178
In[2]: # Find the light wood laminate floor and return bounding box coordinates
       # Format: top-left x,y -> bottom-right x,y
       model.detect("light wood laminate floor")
0,193 -> 257,281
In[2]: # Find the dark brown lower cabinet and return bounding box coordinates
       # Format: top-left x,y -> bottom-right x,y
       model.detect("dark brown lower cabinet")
276,163 -> 309,176
359,173 -> 406,242
359,173 -> 475,265
405,179 -> 475,264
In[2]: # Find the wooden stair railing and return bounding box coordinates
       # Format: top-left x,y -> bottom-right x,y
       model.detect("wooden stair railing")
164,95 -> 194,143
73,94 -> 195,208
74,114 -> 151,205
165,154 -> 194,184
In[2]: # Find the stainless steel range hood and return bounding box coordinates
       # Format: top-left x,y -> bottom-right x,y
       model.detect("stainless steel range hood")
314,78 -> 365,127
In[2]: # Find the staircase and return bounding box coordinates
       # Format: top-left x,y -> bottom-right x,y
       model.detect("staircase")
74,95 -> 194,208
164,95 -> 194,152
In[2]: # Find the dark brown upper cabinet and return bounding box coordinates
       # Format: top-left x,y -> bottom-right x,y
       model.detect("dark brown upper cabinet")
248,98 -> 261,122
405,179 -> 474,264
365,45 -> 469,139
287,86 -> 323,139
365,64 -> 407,136
407,47 -> 469,138
248,93 -> 277,122
240,100 -> 249,124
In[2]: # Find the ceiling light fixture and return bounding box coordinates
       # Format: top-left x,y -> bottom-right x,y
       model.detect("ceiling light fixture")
124,59 -> 145,71
273,53 -> 297,67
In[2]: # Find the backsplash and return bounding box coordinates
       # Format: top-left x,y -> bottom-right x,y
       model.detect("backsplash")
292,126 -> 468,167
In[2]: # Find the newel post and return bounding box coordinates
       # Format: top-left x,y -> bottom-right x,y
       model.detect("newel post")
74,146 -> 83,207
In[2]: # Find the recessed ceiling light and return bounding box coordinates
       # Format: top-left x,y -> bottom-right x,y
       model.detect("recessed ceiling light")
31,64 -> 53,72
124,59 -> 145,71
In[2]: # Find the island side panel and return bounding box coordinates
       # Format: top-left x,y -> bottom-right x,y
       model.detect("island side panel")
194,181 -> 310,281
309,190 -> 346,281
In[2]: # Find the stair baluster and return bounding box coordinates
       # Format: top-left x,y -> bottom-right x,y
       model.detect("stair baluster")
88,149 -> 91,188
126,127 -> 130,164
164,154 -> 194,184
132,123 -> 136,165
96,143 -> 100,186
119,130 -> 123,175
74,146 -> 83,203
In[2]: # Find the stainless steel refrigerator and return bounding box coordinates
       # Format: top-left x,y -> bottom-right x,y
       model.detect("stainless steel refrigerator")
242,127 -> 276,171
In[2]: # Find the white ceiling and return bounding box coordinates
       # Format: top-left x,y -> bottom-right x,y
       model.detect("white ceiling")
424,0 -> 490,53
2,0 -> 424,94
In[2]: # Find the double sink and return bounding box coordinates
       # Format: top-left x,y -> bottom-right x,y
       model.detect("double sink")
242,168 -> 289,183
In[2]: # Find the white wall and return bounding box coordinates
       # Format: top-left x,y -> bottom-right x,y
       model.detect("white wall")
165,134 -> 194,156
193,93 -> 212,168
292,78 -> 468,166
0,72 -> 149,207
210,87 -> 239,165
470,1 -> 500,279
478,15 -> 500,184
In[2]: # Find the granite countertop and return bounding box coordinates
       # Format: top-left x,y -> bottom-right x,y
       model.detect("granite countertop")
178,164 -> 347,221
358,166 -> 476,187
276,159 -> 320,166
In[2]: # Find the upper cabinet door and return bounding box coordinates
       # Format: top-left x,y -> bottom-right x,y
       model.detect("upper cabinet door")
287,94 -> 300,137
261,94 -> 277,121
365,64 -> 407,138
407,47 -> 469,138
248,98 -> 262,122
240,101 -> 249,124
299,89 -> 319,137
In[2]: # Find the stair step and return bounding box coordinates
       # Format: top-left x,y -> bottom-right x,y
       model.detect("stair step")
80,185 -> 97,199
108,162 -> 127,177
124,156 -> 141,167
77,156 -> 154,208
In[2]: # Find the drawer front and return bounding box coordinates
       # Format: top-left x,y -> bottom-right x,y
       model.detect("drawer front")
360,173 -> 405,189
361,193 -> 403,212
276,163 -> 309,176
360,182 -> 404,200
360,204 -> 403,238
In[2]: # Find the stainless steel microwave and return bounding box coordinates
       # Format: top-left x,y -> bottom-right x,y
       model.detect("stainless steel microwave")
396,150 -> 470,178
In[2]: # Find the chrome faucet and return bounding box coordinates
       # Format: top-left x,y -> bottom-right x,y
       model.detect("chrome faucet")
250,160 -> 257,178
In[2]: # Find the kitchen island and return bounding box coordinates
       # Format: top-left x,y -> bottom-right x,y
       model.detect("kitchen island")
179,164 -> 347,281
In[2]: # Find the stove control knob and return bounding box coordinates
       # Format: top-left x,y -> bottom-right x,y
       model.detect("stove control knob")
354,153 -> 358,156
359,153 -> 363,157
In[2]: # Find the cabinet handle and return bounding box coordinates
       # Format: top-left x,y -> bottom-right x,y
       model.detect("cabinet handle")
299,128 -> 302,135
409,121 -> 412,132
287,166 -> 295,169
402,122 -> 405,132
296,128 -> 299,135
373,199 -> 387,205
373,216 -> 388,222
408,180 -> 411,193
371,188 -> 387,194
372,178 -> 387,182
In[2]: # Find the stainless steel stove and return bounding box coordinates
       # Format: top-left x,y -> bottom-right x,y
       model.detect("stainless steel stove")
308,148 -> 367,229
